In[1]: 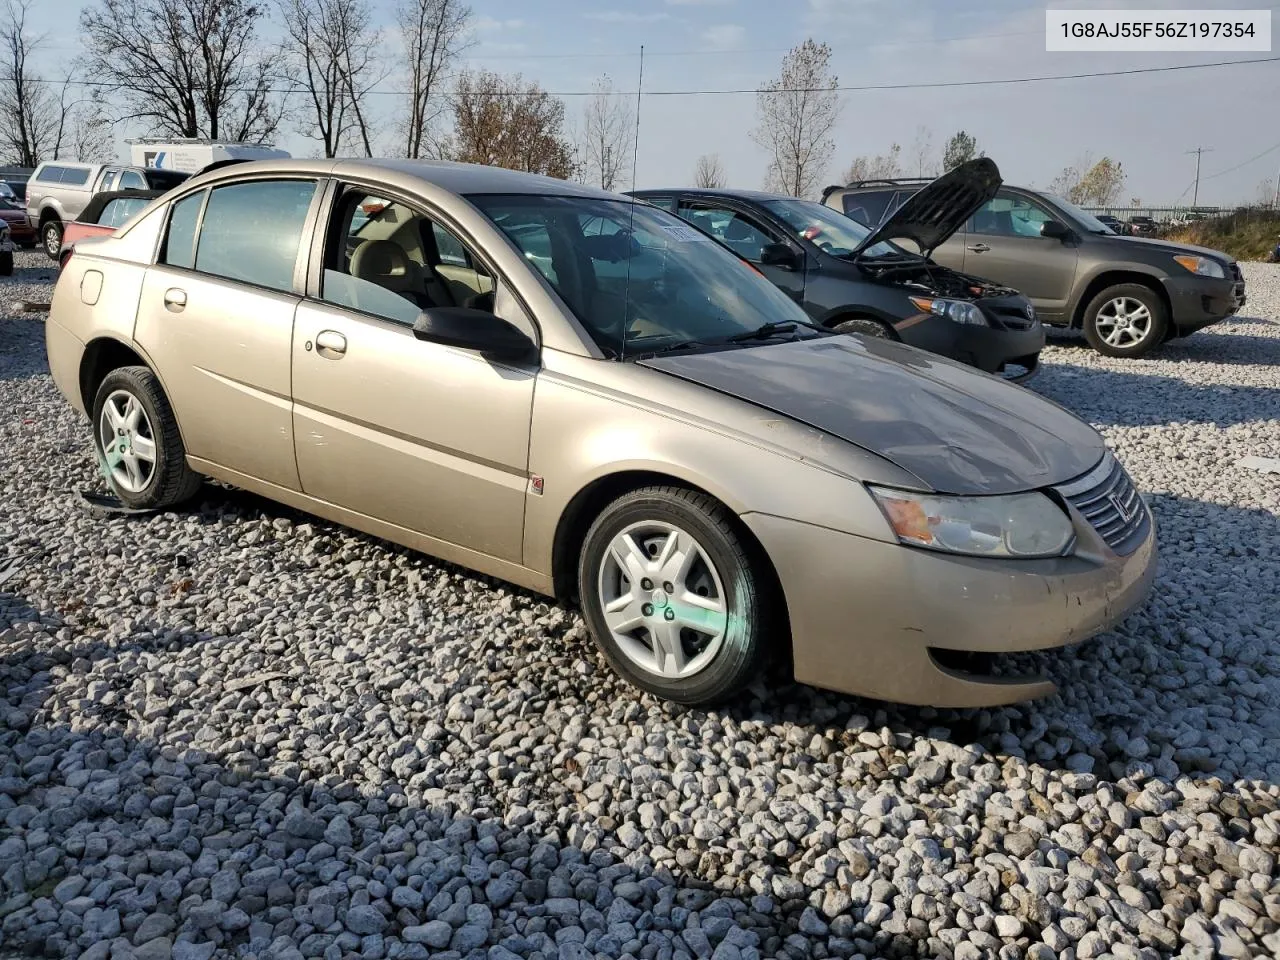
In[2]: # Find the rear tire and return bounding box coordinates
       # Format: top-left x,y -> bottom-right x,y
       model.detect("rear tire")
0,252 -> 11,276
91,366 -> 202,510
577,486 -> 775,705
833,316 -> 895,339
41,219 -> 62,261
1082,283 -> 1167,358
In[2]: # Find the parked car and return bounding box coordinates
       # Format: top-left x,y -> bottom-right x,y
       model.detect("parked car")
630,160 -> 1044,380
26,161 -> 190,260
4,180 -> 27,203
825,178 -> 1246,357
57,189 -> 164,269
1094,214 -> 1123,232
0,196 -> 37,247
46,158 -> 1157,708
1126,215 -> 1159,237
0,219 -> 14,275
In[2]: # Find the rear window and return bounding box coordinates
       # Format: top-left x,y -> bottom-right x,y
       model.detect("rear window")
59,167 -> 91,186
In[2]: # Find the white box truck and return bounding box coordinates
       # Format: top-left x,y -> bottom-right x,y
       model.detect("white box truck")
129,139 -> 291,174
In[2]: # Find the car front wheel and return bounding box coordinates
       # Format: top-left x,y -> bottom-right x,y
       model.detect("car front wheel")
1082,283 -> 1168,358
577,486 -> 775,705
41,220 -> 62,260
91,366 -> 202,510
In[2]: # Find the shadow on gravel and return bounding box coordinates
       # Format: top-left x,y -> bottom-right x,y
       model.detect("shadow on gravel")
1044,321 -> 1280,368
1035,363 -> 1280,428
0,318 -> 47,384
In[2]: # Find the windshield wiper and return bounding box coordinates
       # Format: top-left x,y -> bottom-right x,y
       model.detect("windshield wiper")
726,321 -> 798,343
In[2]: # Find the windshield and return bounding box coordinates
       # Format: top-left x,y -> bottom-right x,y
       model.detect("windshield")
470,194 -> 818,358
763,198 -> 901,258
1045,194 -> 1117,234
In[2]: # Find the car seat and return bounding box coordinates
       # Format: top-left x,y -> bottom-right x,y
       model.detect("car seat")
350,240 -> 452,308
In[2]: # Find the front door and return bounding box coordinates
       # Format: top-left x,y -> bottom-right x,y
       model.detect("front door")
677,199 -> 805,302
962,191 -> 1079,323
133,178 -> 321,490
290,187 -> 536,563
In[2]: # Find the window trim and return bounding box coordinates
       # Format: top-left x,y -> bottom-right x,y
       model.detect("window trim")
151,174 -> 326,297
303,177 -> 543,351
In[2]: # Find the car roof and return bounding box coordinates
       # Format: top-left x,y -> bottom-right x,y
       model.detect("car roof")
186,157 -> 623,200
632,187 -> 793,203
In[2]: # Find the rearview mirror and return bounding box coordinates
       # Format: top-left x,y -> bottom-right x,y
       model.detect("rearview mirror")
412,307 -> 535,362
759,242 -> 799,270
1040,220 -> 1070,240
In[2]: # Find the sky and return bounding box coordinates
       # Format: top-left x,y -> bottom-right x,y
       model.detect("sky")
29,0 -> 1280,205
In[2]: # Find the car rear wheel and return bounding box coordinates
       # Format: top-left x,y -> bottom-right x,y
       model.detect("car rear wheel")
578,486 -> 774,705
1082,284 -> 1167,358
833,316 -> 894,339
91,366 -> 202,510
41,220 -> 62,261
0,252 -> 11,276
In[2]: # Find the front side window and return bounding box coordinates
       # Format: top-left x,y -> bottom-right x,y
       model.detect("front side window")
161,191 -> 204,269
471,194 -> 816,358
969,194 -> 1054,238
677,203 -> 777,262
765,198 -> 901,258
321,189 -> 494,327
193,179 -> 316,292
99,171 -> 118,192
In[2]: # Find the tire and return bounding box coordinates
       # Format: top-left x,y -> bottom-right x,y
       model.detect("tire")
577,485 -> 776,705
91,366 -> 202,510
832,316 -> 894,339
0,252 -> 11,276
41,219 -> 62,261
1082,283 -> 1167,358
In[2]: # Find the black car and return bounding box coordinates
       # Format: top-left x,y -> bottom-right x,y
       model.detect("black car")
629,160 -> 1044,380
1095,214 -> 1124,232
1127,215 -> 1159,237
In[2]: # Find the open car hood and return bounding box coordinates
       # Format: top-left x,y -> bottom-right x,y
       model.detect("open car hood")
853,157 -> 1002,258
639,335 -> 1103,495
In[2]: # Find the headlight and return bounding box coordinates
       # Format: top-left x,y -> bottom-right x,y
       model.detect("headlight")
908,296 -> 986,326
1172,254 -> 1225,279
868,486 -> 1075,558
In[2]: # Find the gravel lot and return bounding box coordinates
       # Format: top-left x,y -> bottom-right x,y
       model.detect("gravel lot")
2,248 -> 1279,960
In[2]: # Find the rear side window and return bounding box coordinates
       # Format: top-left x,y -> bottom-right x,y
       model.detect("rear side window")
100,197 -> 149,229
35,166 -> 62,183
842,190 -> 895,227
59,167 -> 91,186
162,191 -> 204,269
194,180 -> 316,292
99,171 -> 118,192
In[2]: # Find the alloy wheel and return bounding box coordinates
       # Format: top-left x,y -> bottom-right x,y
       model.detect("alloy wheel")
97,389 -> 157,493
1094,297 -> 1153,348
596,520 -> 729,680
43,223 -> 60,258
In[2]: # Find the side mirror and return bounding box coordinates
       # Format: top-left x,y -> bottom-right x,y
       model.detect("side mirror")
412,307 -> 535,362
759,242 -> 799,269
1040,220 -> 1070,240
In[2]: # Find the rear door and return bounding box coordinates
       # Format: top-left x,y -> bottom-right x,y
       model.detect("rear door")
961,190 -> 1078,322
133,177 -> 322,490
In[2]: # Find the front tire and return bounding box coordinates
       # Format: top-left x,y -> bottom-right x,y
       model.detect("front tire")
0,252 -> 11,276
42,219 -> 62,261
91,366 -> 202,510
577,486 -> 774,705
1082,283 -> 1167,358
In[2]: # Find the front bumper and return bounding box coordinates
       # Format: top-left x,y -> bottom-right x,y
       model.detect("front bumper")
893,310 -> 1045,379
742,496 -> 1157,708
1161,271 -> 1245,334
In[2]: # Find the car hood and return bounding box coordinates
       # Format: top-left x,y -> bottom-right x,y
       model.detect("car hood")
638,336 -> 1104,495
853,157 -> 1002,258
1106,234 -> 1234,264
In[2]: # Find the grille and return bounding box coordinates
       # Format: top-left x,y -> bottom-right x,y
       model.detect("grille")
1055,452 -> 1149,555
990,307 -> 1036,330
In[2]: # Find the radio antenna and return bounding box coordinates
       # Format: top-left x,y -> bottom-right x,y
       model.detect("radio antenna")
619,45 -> 644,362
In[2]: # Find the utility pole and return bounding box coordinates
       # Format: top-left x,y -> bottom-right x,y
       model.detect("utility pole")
1185,146 -> 1214,208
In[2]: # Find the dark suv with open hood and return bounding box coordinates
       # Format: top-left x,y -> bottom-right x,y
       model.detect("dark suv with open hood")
629,159 -> 1044,380
826,172 -> 1246,358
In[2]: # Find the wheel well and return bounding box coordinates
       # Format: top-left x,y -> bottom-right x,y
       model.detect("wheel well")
550,470 -> 787,621
1071,272 -> 1171,332
79,339 -> 145,411
824,311 -> 898,338
38,208 -> 60,227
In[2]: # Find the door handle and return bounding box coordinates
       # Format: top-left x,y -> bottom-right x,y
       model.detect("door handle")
315,330 -> 347,360
163,288 -> 187,312
967,243 -> 991,253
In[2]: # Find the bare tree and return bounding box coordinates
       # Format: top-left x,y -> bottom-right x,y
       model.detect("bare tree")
941,130 -> 981,171
80,0 -> 283,143
448,70 -> 577,179
397,0 -> 471,159
844,144 -> 901,182
910,125 -> 936,178
694,153 -> 726,188
751,39 -> 841,198
277,0 -> 381,157
580,75 -> 633,191
0,0 -> 62,166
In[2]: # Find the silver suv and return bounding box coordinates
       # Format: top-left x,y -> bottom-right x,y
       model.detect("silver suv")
26,161 -> 190,259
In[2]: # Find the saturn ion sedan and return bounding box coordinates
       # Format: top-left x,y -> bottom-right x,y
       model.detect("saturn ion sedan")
45,159 -> 1157,707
